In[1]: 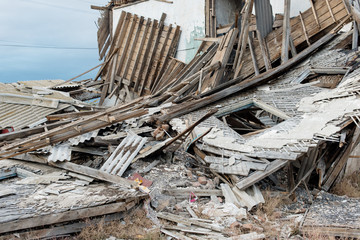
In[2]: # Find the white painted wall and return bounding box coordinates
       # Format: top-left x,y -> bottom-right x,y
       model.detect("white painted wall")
113,0 -> 206,63
269,0 -> 311,17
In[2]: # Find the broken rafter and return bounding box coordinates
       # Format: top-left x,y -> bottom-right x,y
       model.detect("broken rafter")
158,18 -> 350,123
281,0 -> 291,64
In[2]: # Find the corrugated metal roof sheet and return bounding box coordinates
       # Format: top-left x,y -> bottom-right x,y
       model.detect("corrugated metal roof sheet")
68,129 -> 100,146
18,79 -> 65,88
0,102 -> 69,130
100,134 -> 147,176
48,143 -> 72,162
255,0 -> 273,38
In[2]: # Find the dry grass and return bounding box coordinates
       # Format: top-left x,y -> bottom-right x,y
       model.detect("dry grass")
255,190 -> 287,220
302,230 -> 337,240
332,171 -> 360,198
77,208 -> 161,240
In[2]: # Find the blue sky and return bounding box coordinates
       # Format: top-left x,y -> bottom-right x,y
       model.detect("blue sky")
0,0 -> 107,83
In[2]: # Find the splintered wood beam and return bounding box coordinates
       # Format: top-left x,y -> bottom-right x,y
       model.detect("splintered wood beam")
281,0 -> 291,64
159,109 -> 218,152
248,34 -> 259,75
149,24 -> 173,91
158,18 -> 350,123
299,11 -> 311,46
342,0 -> 351,15
289,35 -> 297,56
51,162 -> 135,187
325,0 -> 336,22
152,25 -> 181,92
134,19 -> 158,92
353,21 -> 359,50
236,160 -> 288,190
139,13 -> 167,96
115,14 -> 139,84
256,30 -> 272,70
309,0 -> 321,28
123,16 -> 145,86
0,201 -> 134,234
129,18 -> 151,86
233,0 -> 253,70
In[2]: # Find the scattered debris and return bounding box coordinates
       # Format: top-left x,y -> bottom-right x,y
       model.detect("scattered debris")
1,0 -> 360,238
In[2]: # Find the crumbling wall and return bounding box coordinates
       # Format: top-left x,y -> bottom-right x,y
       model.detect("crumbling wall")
112,0 -> 205,63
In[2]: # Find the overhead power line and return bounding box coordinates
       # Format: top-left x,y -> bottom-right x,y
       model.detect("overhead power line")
0,43 -> 97,50
16,0 -> 98,15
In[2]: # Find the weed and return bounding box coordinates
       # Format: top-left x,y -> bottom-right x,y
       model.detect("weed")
77,207 -> 161,240
332,170 -> 360,198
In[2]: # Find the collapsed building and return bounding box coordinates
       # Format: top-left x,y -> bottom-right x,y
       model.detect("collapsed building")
1,0 -> 360,239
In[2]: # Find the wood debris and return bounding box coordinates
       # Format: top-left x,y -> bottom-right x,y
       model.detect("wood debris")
1,0 -> 360,238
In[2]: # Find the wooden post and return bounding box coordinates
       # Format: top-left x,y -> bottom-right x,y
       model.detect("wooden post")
281,0 -> 291,64
248,33 -> 260,75
325,0 -> 336,22
309,0 -> 320,28
289,35 -> 297,57
234,0 -> 254,78
256,29 -> 272,71
353,21 -> 359,50
299,11 -> 311,46
233,0 -> 253,70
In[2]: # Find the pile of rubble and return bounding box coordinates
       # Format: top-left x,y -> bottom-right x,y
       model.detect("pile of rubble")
1,0 -> 360,239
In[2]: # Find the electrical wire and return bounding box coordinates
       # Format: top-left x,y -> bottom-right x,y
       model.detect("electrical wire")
0,43 -> 97,50
16,0 -> 97,15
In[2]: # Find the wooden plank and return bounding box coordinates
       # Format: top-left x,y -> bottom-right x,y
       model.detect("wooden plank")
0,120 -> 70,142
256,29 -> 272,70
289,35 -> 297,56
115,14 -> 138,83
165,188 -> 223,197
4,212 -> 126,240
170,61 -> 221,103
51,162 -> 135,187
158,212 -> 223,232
205,0 -> 210,36
299,11 -> 311,46
281,0 -> 291,63
152,26 -> 181,92
109,12 -> 132,92
210,163 -> 250,176
239,0 -> 350,79
139,13 -> 167,96
0,105 -> 147,160
205,28 -> 238,88
248,33 -> 259,75
0,201 -> 133,234
161,229 -> 193,240
149,24 -> 173,91
234,0 -> 253,69
326,0 -> 337,22
353,21 -> 359,50
158,19 -> 348,123
322,128 -> 360,191
234,0 -> 254,77
122,16 -> 145,87
236,160 -> 288,190
159,109 -> 218,152
309,0 -> 321,28
133,19 -> 158,92
107,11 -> 126,58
